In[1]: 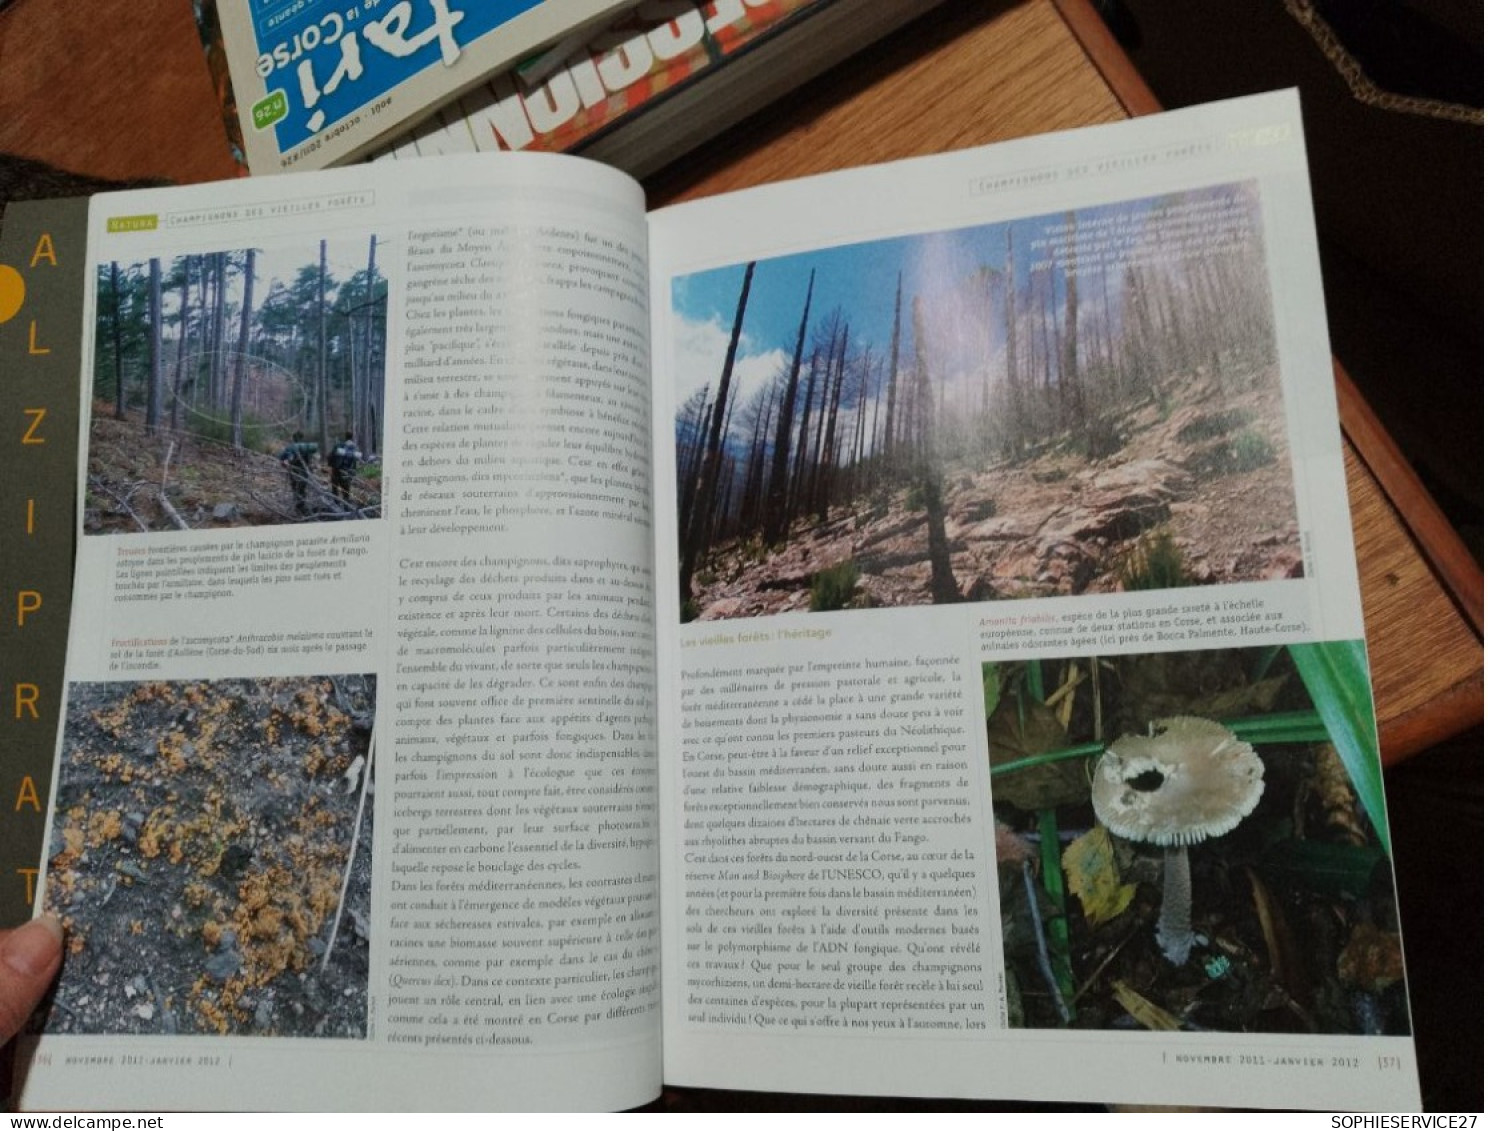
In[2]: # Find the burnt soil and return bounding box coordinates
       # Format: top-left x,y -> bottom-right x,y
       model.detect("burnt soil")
84,405 -> 380,534
689,365 -> 1300,619
40,675 -> 375,1039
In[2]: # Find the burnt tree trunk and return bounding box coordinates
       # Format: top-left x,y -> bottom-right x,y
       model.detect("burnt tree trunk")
1004,226 -> 1023,458
911,297 -> 958,603
763,270 -> 815,546
210,252 -> 227,412
680,261 -> 754,606
359,234 -> 378,450
815,321 -> 848,523
676,390 -> 709,539
145,258 -> 163,436
231,248 -> 256,449
110,262 -> 126,421
880,273 -> 903,471
789,347 -> 822,527
317,239 -> 331,456
170,262 -> 191,432
1061,212 -> 1084,435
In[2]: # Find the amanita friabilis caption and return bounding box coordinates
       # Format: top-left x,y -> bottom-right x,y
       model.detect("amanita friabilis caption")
1090,716 -> 1264,965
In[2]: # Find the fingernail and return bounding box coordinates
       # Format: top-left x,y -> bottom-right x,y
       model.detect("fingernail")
3,915 -> 64,978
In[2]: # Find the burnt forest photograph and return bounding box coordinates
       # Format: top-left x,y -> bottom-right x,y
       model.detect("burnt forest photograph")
984,641 -> 1407,1035
88,235 -> 386,533
673,183 -> 1302,622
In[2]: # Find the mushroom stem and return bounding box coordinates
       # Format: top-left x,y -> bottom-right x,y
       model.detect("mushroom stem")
1156,845 -> 1195,965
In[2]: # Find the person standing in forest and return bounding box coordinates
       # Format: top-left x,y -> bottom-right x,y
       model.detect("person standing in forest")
329,431 -> 362,507
278,431 -> 319,517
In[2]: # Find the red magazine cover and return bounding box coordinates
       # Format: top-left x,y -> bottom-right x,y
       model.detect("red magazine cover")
381,0 -> 832,159
194,1 -> 874,173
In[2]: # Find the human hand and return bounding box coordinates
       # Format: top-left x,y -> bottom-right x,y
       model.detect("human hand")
0,916 -> 63,1042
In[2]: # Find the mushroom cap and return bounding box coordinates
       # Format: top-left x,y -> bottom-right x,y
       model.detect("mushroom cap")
1091,716 -> 1264,846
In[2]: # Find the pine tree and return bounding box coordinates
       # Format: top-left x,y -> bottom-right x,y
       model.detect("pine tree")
1004,225 -> 1025,458
815,319 -> 849,522
110,262 -> 126,421
317,239 -> 331,456
231,249 -> 256,449
763,270 -> 815,546
880,272 -> 903,470
680,261 -> 755,605
910,297 -> 958,603
145,258 -> 163,436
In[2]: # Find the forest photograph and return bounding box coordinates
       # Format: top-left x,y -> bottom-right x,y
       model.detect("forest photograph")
672,183 -> 1302,622
88,235 -> 386,533
40,675 -> 375,1038
983,642 -> 1407,1036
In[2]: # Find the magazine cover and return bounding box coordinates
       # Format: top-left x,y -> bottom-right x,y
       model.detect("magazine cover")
215,0 -> 631,172
375,0 -> 831,160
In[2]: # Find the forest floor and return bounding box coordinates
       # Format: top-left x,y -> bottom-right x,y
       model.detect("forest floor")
40,676 -> 375,1040
84,404 -> 380,534
687,365 -> 1301,620
984,649 -> 1408,1036
998,790 -> 1411,1036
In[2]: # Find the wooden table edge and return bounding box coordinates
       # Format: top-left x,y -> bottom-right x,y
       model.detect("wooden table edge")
1378,669 -> 1484,766
1052,0 -> 1484,640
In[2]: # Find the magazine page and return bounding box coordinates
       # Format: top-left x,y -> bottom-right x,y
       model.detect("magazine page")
216,0 -> 632,174
18,153 -> 661,1111
648,91 -> 1420,1110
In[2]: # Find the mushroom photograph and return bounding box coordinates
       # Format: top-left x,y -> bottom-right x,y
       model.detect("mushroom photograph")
983,641 -> 1408,1035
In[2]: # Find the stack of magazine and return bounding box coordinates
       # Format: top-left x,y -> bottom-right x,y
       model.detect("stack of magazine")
198,0 -> 942,178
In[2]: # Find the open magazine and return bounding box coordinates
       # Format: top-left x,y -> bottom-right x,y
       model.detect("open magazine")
9,91 -> 1420,1110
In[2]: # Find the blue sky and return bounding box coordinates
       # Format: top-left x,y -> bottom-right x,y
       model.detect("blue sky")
667,220 -> 1026,427
670,221 -> 1025,402
667,183 -> 1265,428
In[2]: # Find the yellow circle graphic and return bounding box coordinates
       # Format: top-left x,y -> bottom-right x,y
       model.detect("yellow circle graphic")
0,264 -> 25,324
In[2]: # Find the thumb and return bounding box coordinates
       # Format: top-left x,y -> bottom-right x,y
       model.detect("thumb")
0,916 -> 64,1042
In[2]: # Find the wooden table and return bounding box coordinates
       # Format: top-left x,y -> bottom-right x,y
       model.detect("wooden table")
0,0 -> 1479,765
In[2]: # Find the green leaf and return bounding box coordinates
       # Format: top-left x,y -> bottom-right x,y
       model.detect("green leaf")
987,711 -> 1328,780
1260,838 -> 1387,900
1025,659 -> 1046,701
1287,641 -> 1389,855
1038,807 -> 1075,1013
982,663 -> 1003,721
1228,710 -> 1331,744
1250,645 -> 1284,683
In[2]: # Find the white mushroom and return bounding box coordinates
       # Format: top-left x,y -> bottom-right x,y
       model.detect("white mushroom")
1091,716 -> 1264,965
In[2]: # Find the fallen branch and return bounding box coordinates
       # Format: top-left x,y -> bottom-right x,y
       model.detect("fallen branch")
88,474 -> 150,533
158,494 -> 190,532
247,479 -> 380,526
1072,925 -> 1140,1005
321,725 -> 375,975
241,484 -> 302,523
242,482 -> 376,524
1023,859 -> 1072,1025
158,440 -> 190,531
